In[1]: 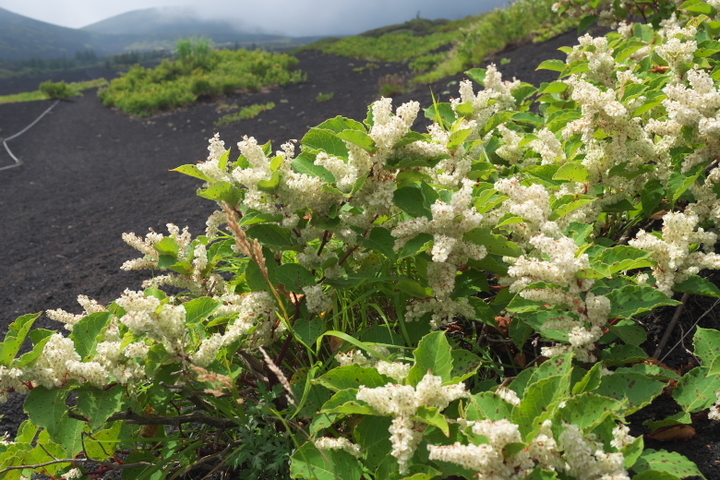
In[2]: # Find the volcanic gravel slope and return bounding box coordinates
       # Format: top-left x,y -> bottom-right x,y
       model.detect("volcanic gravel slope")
0,30 -> 718,479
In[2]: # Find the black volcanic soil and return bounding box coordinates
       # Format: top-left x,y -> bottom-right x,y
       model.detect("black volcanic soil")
0,30 -> 718,479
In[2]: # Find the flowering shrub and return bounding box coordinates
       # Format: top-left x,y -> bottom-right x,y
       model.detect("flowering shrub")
2,1 -> 720,479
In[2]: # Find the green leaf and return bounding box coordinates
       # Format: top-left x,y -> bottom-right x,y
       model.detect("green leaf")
413,406 -> 449,436
673,366 -> 720,413
302,128 -> 349,159
674,275 -> 720,298
246,224 -> 296,248
0,312 -> 41,366
693,327 -> 720,364
12,335 -> 52,369
395,278 -> 431,298
196,181 -> 241,204
323,395 -> 377,416
447,128 -> 473,153
601,344 -> 648,366
424,102 -> 457,126
292,152 -> 335,182
539,81 -> 568,94
76,384 -> 123,431
512,375 -> 566,438
360,227 -> 397,261
294,317 -> 325,349
602,199 -> 636,213
550,195 -> 594,221
607,285 -> 680,319
337,129 -> 376,153
183,297 -> 220,326
315,365 -> 392,392
680,0 -> 717,16
84,421 -> 122,460
25,387 -> 84,455
291,442 -> 363,480
450,349 -> 483,383
553,163 -> 589,183
398,233 -> 433,259
394,186 -> 432,219
641,179 -> 665,217
668,169 -> 700,203
596,373 -> 665,414
354,416 -> 392,472
273,264 -> 316,293
407,331 -> 453,386
393,131 -> 428,148
592,246 -> 654,275
536,59 -> 566,72
608,320 -> 648,346
464,228 -> 522,257
316,115 -> 365,134
465,68 -> 487,85
171,164 -> 211,181
558,392 -> 623,430
466,392 -> 512,421
71,312 -> 113,359
633,449 -> 704,479
572,362 -> 604,395
570,11 -> 595,31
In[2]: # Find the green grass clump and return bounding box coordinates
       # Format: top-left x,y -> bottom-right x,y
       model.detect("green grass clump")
315,30 -> 457,63
99,48 -> 304,117
38,81 -> 74,99
215,102 -> 275,126
415,0 -> 581,83
0,78 -> 108,105
315,92 -> 334,102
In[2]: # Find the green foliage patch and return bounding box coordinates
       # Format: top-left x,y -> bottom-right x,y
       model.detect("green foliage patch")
98,42 -> 305,117
215,102 -> 276,126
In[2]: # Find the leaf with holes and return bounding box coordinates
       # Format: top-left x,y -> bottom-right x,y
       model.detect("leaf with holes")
596,372 -> 664,414
558,392 -> 623,430
450,349 -> 483,383
632,449 -> 704,479
607,285 -> 680,319
466,392 -> 512,421
673,366 -> 720,413
693,327 -> 720,364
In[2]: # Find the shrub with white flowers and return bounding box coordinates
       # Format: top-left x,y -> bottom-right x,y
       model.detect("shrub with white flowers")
1,0 -> 720,478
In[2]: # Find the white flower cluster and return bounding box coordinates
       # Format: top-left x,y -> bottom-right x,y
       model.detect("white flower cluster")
629,211 -> 720,295
392,179 -> 486,326
428,419 -> 632,480
453,64 -> 520,129
356,372 -> 469,474
302,284 -> 332,314
566,35 -> 618,87
46,294 -> 107,331
507,233 -> 609,361
560,424 -> 629,480
192,291 -> 283,366
314,436 -> 362,457
656,15 -> 698,71
334,347 -> 411,383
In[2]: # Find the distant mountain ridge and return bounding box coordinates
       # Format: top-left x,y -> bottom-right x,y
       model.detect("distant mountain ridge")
80,6 -> 285,45
0,6 -> 319,62
0,7 -> 108,60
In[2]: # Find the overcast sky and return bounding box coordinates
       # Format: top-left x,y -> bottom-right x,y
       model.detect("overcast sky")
0,0 -> 510,36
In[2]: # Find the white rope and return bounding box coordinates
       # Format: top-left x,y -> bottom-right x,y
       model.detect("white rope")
0,99 -> 61,172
